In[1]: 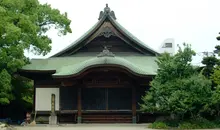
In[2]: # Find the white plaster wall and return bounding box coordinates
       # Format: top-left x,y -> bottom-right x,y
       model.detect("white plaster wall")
35,88 -> 59,111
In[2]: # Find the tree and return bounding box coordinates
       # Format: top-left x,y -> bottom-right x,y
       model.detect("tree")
140,44 -> 212,119
204,85 -> 220,118
199,33 -> 220,119
0,0 -> 72,105
202,56 -> 219,78
204,67 -> 220,117
211,66 -> 220,85
155,44 -> 196,83
201,33 -> 220,78
201,46 -> 220,79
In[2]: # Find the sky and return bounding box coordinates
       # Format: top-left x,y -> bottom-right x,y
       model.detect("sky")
26,0 -> 220,66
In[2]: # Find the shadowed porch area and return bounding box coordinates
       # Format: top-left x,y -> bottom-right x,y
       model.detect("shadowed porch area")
57,67 -> 150,123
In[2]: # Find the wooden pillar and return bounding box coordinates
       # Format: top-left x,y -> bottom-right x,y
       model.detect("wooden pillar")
77,87 -> 82,123
132,87 -> 136,123
59,86 -> 61,123
33,81 -> 36,112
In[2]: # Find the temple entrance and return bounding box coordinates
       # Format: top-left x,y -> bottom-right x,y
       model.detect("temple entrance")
81,88 -> 132,123
60,87 -> 134,123
56,66 -> 151,123
81,88 -> 132,110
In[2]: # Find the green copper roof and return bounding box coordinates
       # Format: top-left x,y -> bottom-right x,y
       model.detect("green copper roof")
21,5 -> 160,77
22,56 -> 158,76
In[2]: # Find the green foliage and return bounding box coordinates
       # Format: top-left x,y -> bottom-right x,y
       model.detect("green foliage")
179,122 -> 198,129
0,0 -> 72,105
141,74 -> 212,117
202,56 -> 219,78
163,119 -> 180,127
155,43 -> 196,83
140,43 -> 212,118
148,121 -> 169,129
204,85 -> 220,117
0,69 -> 13,104
203,67 -> 220,117
211,66 -> 220,85
12,76 -> 34,105
201,45 -> 220,78
179,117 -> 216,129
149,117 -> 217,129
213,118 -> 220,127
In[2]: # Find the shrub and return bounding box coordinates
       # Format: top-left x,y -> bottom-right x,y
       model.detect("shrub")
141,44 -> 212,118
164,119 -> 180,127
179,122 -> 198,129
179,117 -> 216,129
148,121 -> 169,129
191,117 -> 216,129
149,116 -> 218,129
213,118 -> 220,127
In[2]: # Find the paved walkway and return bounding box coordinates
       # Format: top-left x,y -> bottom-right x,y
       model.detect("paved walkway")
13,124 -> 220,130
14,124 -> 152,130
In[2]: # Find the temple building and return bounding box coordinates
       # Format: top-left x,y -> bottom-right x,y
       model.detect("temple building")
18,4 -> 159,123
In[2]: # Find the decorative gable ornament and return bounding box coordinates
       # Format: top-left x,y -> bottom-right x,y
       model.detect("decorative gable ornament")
99,26 -> 115,38
97,46 -> 115,57
98,4 -> 116,20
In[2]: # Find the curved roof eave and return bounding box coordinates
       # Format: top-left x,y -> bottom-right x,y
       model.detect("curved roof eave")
52,56 -> 157,77
52,64 -> 155,78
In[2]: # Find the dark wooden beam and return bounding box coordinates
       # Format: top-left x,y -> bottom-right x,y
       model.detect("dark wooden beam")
33,81 -> 36,112
35,85 -> 60,88
132,87 -> 136,123
34,111 -> 60,115
61,81 -> 77,86
59,86 -> 61,112
60,110 -> 133,113
83,84 -> 131,88
77,87 -> 82,123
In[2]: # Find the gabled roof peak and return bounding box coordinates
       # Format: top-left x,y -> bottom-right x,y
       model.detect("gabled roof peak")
50,4 -> 160,57
98,4 -> 116,20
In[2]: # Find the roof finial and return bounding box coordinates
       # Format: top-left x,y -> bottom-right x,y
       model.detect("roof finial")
98,4 -> 117,20
104,3 -> 110,13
